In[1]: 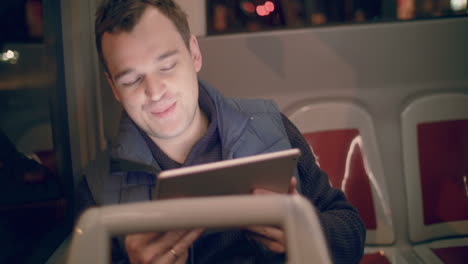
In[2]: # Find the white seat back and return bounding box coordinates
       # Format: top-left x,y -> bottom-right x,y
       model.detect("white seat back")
287,100 -> 394,245
402,93 -> 468,242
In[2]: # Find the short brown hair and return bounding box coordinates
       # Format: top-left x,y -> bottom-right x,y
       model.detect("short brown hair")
95,0 -> 191,73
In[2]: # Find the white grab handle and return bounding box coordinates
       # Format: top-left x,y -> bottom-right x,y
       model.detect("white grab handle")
67,195 -> 331,264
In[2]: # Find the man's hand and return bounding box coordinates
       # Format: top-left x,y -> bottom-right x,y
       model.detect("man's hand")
125,228 -> 204,264
245,177 -> 298,253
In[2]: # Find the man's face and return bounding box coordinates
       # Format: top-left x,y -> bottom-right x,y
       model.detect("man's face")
102,7 -> 202,140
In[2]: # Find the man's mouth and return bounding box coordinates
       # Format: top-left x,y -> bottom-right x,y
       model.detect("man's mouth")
150,102 -> 177,118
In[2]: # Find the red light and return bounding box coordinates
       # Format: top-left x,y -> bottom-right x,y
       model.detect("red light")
242,2 -> 255,13
265,1 -> 275,12
256,5 -> 268,16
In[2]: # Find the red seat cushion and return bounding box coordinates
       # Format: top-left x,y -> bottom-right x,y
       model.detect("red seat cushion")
432,246 -> 468,264
417,119 -> 468,225
304,129 -> 377,229
360,251 -> 391,264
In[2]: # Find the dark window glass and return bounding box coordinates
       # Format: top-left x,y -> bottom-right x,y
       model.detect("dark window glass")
0,0 -> 44,43
1,0 -> 72,263
206,0 -> 467,35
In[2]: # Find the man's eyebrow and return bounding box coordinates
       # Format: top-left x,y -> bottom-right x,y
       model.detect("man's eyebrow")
156,49 -> 179,62
114,69 -> 134,83
113,50 -> 179,82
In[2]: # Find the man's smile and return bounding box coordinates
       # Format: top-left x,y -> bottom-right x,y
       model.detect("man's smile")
149,101 -> 177,118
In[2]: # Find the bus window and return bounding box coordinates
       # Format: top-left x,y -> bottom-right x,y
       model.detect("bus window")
206,0 -> 468,35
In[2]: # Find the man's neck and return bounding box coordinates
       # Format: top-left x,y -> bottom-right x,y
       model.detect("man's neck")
149,107 -> 208,164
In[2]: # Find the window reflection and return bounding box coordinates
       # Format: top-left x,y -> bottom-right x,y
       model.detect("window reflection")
1,0 -> 69,263
207,0 -> 468,35
0,0 -> 43,43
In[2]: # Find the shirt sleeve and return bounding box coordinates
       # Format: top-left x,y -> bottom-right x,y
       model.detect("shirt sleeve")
281,113 -> 366,264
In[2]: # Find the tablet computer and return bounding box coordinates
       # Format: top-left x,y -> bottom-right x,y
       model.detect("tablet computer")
152,148 -> 301,200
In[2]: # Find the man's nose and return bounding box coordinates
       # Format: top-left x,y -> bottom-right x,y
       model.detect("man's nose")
144,75 -> 166,101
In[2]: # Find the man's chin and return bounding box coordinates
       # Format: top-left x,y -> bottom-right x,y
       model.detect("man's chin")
146,126 -> 186,140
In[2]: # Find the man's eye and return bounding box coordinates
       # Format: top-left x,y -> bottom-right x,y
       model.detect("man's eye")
161,62 -> 176,72
122,77 -> 141,86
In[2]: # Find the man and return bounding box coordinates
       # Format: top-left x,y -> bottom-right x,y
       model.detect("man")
79,0 -> 365,263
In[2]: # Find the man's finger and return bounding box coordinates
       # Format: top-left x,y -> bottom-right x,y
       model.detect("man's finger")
172,228 -> 205,254
252,188 -> 276,195
158,230 -> 191,252
174,251 -> 189,264
157,229 -> 205,264
288,177 -> 297,194
126,232 -> 161,251
137,230 -> 189,263
125,232 -> 162,263
250,234 -> 286,253
252,176 -> 298,195
246,225 -> 285,243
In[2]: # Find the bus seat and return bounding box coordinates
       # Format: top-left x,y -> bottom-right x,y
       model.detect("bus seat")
361,251 -> 391,264
287,100 -> 394,245
302,129 -> 377,230
287,100 -> 402,263
361,247 -> 421,264
402,93 -> 468,242
413,238 -> 468,264
402,93 -> 468,263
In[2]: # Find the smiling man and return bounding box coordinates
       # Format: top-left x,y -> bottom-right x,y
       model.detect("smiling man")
78,0 -> 366,263
100,4 -> 206,164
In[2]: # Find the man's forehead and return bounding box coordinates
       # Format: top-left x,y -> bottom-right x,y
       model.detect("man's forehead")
101,8 -> 185,75
101,9 -> 166,46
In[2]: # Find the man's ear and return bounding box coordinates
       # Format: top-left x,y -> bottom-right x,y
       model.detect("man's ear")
105,72 -> 121,102
189,34 -> 202,73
